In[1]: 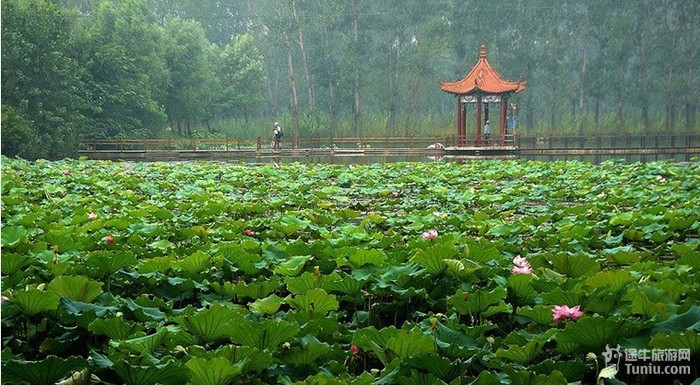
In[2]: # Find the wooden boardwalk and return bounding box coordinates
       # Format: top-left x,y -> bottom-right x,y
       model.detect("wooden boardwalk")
78,134 -> 700,162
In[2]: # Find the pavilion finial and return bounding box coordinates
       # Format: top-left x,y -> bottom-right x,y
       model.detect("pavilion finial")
480,45 -> 487,59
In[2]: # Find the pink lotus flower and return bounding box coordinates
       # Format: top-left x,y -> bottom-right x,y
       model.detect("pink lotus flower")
512,255 -> 529,268
511,265 -> 532,275
105,235 -> 115,244
552,305 -> 584,322
350,344 -> 360,355
0,295 -> 9,302
422,229 -> 438,240
62,169 -> 70,175
242,228 -> 256,237
88,212 -> 98,220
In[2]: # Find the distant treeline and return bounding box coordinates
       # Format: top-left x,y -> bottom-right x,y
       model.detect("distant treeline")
2,0 -> 698,159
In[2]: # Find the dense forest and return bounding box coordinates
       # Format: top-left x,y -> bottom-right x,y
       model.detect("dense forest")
2,0 -> 699,159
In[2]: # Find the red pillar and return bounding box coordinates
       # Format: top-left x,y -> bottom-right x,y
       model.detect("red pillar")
500,96 -> 507,146
476,95 -> 483,147
456,97 -> 463,147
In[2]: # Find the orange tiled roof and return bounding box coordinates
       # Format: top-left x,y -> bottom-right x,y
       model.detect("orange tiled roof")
440,45 -> 526,95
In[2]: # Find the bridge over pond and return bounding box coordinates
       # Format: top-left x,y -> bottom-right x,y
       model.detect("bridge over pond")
78,134 -> 700,163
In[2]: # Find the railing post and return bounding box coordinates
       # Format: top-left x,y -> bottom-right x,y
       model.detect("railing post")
257,137 -> 261,150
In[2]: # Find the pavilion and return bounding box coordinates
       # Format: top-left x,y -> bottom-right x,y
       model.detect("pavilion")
440,45 -> 526,147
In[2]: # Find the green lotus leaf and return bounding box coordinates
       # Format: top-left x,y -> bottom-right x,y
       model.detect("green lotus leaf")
122,298 -> 167,321
1,225 -> 28,247
232,279 -> 281,300
404,353 -> 453,378
229,318 -> 300,351
580,270 -> 634,293
495,340 -> 545,365
44,232 -> 81,253
649,331 -> 700,354
671,242 -> 698,258
221,345 -> 273,373
178,250 -> 212,277
177,302 -> 243,345
1,355 -> 87,385
507,274 -> 538,301
529,359 -> 588,383
386,327 -> 436,359
273,255 -> 312,276
516,305 -> 555,325
1,253 -> 31,276
210,281 -> 237,298
602,245 -> 645,265
61,298 -> 119,317
12,289 -> 60,316
391,370 -> 450,385
539,287 -> 586,307
489,223 -> 522,237
557,317 -> 632,352
324,273 -> 367,298
352,326 -> 398,366
138,256 -> 176,274
678,250 -> 700,270
48,275 -> 103,303
469,370 -> 512,385
610,212 -> 635,226
507,369 -> 567,385
148,239 -> 176,251
249,294 -> 284,314
86,252 -> 138,277
288,288 -> 339,316
278,336 -> 331,366
121,327 -> 170,355
630,291 -> 668,319
347,249 -> 387,268
185,357 -> 243,385
88,317 -> 143,341
447,287 -> 507,316
546,253 -> 600,278
652,304 -> 700,332
113,359 -> 190,385
410,244 -> 458,274
285,272 -> 321,295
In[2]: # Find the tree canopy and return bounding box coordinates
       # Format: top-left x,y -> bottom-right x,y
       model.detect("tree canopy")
2,0 -> 698,158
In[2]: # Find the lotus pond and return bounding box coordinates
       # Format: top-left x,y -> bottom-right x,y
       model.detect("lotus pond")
1,157 -> 699,385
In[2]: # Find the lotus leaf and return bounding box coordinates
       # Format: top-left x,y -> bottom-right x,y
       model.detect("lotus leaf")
1,355 -> 87,385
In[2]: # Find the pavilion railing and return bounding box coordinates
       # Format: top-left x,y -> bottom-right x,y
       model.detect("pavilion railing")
515,134 -> 700,150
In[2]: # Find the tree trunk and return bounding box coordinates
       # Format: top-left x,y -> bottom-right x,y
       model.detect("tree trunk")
292,1 -> 315,109
387,33 -> 399,136
284,30 -> 300,135
351,0 -> 361,136
578,42 -> 587,136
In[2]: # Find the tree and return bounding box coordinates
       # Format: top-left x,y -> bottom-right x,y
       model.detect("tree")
218,34 -> 266,124
162,19 -> 218,135
79,0 -> 168,138
1,0 -> 88,158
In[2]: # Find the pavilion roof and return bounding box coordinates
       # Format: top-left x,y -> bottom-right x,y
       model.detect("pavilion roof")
440,45 -> 526,95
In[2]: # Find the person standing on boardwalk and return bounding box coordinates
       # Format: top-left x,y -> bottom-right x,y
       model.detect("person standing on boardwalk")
273,122 -> 283,150
483,120 -> 491,145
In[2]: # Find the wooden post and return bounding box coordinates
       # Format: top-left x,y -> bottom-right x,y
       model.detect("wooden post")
500,96 -> 507,146
476,95 -> 483,147
257,137 -> 261,151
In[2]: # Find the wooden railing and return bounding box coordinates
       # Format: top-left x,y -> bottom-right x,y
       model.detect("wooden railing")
80,135 -> 459,152
515,134 -> 700,150
80,134 -> 700,152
